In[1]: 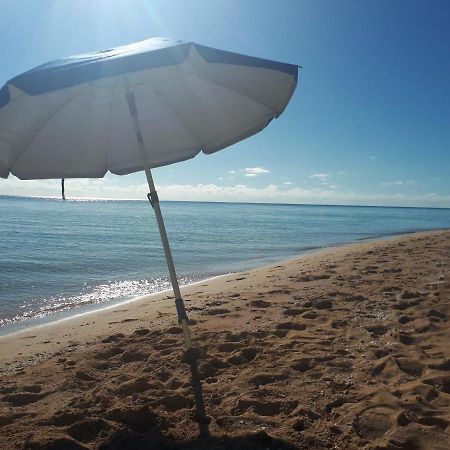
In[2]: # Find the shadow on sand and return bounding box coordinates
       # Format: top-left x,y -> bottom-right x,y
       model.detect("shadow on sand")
25,429 -> 301,450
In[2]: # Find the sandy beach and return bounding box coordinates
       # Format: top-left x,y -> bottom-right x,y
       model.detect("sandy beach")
0,230 -> 449,449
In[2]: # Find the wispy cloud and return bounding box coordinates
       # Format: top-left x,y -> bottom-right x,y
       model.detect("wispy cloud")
283,181 -> 293,185
370,155 -> 376,160
309,173 -> 330,180
381,180 -> 415,187
244,167 -> 270,177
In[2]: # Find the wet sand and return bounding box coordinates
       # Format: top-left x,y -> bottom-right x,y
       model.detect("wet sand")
0,230 -> 449,449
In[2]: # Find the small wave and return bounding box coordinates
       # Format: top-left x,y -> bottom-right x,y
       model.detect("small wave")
0,274 -> 209,327
294,245 -> 323,252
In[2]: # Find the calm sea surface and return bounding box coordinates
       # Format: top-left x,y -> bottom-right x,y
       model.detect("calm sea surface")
1,195 -> 449,334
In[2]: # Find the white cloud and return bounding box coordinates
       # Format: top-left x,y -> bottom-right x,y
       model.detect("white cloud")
1,177 -> 449,207
156,184 -> 450,207
309,173 -> 330,180
244,167 -> 270,177
283,181 -> 293,185
337,171 -> 347,175
159,183 -> 334,202
227,170 -> 236,175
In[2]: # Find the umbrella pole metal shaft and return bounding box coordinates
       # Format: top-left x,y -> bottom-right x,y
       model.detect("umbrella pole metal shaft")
125,92 -> 210,437
144,171 -> 193,348
125,92 -> 192,348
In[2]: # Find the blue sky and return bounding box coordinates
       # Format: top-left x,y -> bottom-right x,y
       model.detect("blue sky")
1,0 -> 449,207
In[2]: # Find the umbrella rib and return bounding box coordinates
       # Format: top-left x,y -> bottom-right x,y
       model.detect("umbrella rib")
1,85 -> 26,108
153,89 -> 203,152
187,72 -> 279,116
104,84 -> 116,173
9,91 -> 81,175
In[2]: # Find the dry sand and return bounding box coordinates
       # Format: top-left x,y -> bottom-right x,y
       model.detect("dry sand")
0,230 -> 449,449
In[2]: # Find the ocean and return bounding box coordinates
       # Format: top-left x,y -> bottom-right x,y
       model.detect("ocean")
1,195 -> 449,335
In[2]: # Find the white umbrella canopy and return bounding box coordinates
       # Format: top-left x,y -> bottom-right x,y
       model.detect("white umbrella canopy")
0,37 -> 298,180
0,37 -> 299,437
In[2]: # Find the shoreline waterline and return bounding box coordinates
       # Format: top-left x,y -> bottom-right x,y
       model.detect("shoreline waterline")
0,273 -> 230,338
1,228 -> 447,341
0,230 -> 415,336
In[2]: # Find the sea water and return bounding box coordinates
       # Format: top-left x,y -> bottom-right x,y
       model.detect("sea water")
1,195 -> 449,334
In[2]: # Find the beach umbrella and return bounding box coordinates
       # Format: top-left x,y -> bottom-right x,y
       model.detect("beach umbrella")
0,37 -> 299,436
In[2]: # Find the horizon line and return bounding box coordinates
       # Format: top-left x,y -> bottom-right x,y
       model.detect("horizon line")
1,194 -> 449,210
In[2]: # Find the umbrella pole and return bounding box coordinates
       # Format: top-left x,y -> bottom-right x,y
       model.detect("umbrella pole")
125,92 -> 210,438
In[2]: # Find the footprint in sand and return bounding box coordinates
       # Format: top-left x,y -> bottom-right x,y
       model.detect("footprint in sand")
217,342 -> 242,353
401,290 -> 421,299
396,357 -> 423,376
117,376 -> 150,396
276,321 -> 307,331
152,393 -> 192,412
240,347 -> 258,362
429,359 -> 450,371
331,319 -> 347,329
428,309 -> 447,321
132,328 -> 150,337
353,405 -> 397,440
284,307 -> 306,316
312,298 -> 333,310
67,418 -> 111,443
236,397 -> 297,416
75,371 -> 96,382
373,348 -> 390,359
166,326 -> 182,335
107,405 -> 159,432
94,346 -> 124,360
366,324 -> 388,336
101,333 -> 125,343
21,384 -> 42,393
2,391 -> 48,407
398,332 -> 416,345
291,357 -> 315,372
248,299 -> 271,308
121,349 -> 148,362
398,315 -> 415,324
407,383 -> 440,402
